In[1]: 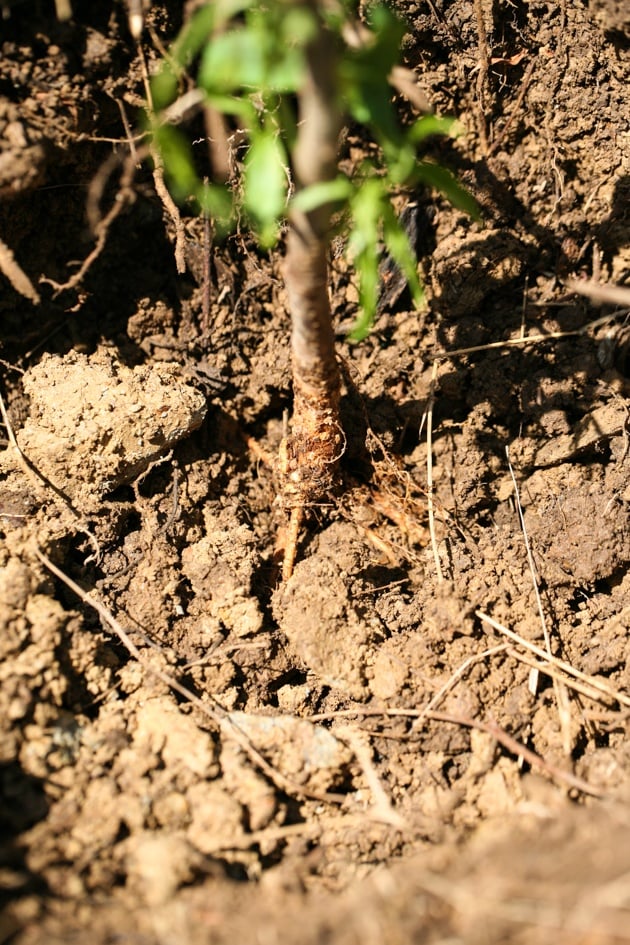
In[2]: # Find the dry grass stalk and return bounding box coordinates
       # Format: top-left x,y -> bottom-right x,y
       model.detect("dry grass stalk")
0,237 -> 40,304
310,705 -> 604,798
429,310 -> 630,361
477,610 -> 630,709
506,446 -> 573,754
425,359 -> 444,582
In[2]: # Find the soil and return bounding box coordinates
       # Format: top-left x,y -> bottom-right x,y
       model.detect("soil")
1,1 -> 630,943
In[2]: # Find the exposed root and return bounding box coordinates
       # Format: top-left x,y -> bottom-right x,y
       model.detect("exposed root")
0,236 -> 40,304
277,406 -> 346,580
281,504 -> 304,582
41,147 -> 140,297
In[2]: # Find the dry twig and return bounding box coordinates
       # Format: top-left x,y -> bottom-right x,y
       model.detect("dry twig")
568,280 -> 630,308
42,150 -> 139,297
428,309 -> 630,362
339,726 -> 405,829
472,0 -> 491,154
477,610 -> 630,709
137,42 -> 187,273
425,359 -> 444,582
0,236 -> 41,304
310,705 -> 604,798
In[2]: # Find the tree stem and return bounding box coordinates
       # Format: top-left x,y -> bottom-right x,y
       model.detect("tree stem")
282,3 -> 344,519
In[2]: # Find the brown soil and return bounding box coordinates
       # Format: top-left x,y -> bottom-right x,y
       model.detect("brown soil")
1,2 -> 630,943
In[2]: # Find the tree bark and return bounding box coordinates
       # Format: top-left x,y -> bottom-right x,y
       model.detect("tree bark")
281,4 -> 345,525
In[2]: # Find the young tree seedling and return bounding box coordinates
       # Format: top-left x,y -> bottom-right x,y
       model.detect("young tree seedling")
150,0 -> 477,578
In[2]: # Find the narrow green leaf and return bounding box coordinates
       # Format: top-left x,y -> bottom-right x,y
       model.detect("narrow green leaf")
153,124 -> 199,200
266,47 -> 305,91
408,114 -> 459,144
202,93 -> 258,120
280,7 -> 318,45
290,177 -> 353,214
151,66 -> 178,111
197,181 -> 234,231
244,128 -> 288,247
416,161 -> 480,219
381,201 -> 424,308
339,5 -> 407,147
346,180 -> 383,341
171,0 -> 254,67
385,140 -> 418,185
199,30 -> 264,92
348,237 -> 379,341
171,4 -> 215,67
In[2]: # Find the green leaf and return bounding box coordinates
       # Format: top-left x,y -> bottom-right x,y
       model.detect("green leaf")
346,179 -> 383,341
385,140 -> 418,185
171,4 -> 215,67
171,0 -> 255,67
408,114 -> 459,144
153,124 -> 199,200
381,201 -> 423,308
348,244 -> 379,342
202,93 -> 258,120
199,29 -> 264,92
197,181 -> 233,231
280,7 -> 318,45
244,128 -> 288,246
290,176 -> 353,213
416,161 -> 480,218
151,65 -> 179,112
266,47 -> 305,91
346,178 -> 425,341
363,5 -> 407,76
196,1 -> 314,97
340,4 -> 406,143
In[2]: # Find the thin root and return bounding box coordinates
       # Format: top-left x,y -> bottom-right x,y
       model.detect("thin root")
282,504 -> 304,581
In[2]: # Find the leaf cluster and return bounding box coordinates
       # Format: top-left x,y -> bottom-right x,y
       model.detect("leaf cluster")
151,0 -> 478,339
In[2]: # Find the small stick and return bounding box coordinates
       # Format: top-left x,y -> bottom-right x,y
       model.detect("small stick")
137,42 -> 187,273
0,237 -> 40,304
201,812 -> 393,854
415,643 -> 509,723
506,446 -> 552,670
476,610 -> 630,708
505,446 -> 573,757
114,97 -> 139,166
488,58 -> 536,157
43,150 -> 138,296
428,309 -> 630,361
473,0 -> 491,154
282,504 -> 304,581
200,206 -> 212,337
126,0 -> 144,39
505,647 -> 622,708
0,391 -> 100,562
339,726 -> 405,828
457,712 -> 604,798
425,359 -> 443,582
567,280 -> 630,308
309,706 -> 604,797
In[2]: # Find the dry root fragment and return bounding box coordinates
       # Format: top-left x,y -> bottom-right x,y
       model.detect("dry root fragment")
0,237 -> 40,304
277,409 -> 346,581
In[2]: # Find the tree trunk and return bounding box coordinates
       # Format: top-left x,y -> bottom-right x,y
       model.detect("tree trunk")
280,4 -> 345,576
